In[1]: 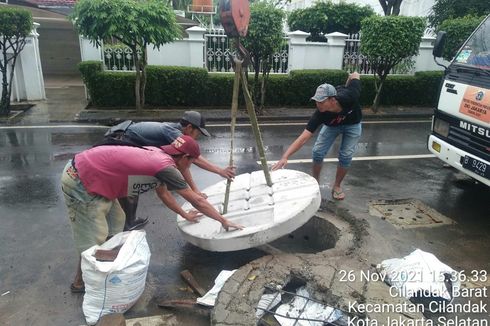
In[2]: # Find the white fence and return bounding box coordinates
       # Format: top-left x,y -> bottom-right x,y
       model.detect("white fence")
0,23 -> 45,102
80,26 -> 444,74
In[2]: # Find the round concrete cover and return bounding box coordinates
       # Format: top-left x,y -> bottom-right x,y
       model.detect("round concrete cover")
177,169 -> 321,252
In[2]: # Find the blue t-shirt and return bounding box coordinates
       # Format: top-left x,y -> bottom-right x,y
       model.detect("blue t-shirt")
124,122 -> 183,147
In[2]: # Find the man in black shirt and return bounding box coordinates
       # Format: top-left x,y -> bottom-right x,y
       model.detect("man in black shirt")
272,72 -> 362,200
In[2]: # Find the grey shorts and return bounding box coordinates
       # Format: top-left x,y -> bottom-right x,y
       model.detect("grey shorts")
60,160 -> 125,253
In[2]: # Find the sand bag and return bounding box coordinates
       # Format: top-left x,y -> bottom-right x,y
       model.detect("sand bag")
81,230 -> 151,325
377,249 -> 459,302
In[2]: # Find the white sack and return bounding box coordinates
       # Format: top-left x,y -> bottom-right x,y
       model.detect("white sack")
256,292 -> 282,319
274,287 -> 343,326
196,269 -> 236,307
377,248 -> 459,301
81,230 -> 151,325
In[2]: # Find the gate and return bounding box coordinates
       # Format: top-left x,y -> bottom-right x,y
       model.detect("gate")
205,28 -> 289,73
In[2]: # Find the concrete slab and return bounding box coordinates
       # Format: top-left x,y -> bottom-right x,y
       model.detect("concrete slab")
177,169 -> 321,251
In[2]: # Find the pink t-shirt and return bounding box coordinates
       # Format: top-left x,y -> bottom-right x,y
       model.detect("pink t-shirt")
75,146 -> 176,199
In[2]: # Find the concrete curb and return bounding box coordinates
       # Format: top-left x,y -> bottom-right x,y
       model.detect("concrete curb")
0,110 -> 26,125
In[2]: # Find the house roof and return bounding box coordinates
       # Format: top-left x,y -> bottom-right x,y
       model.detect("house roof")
12,0 -> 200,27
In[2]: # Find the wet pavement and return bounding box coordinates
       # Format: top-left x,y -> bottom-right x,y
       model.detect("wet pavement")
1,85 -> 489,325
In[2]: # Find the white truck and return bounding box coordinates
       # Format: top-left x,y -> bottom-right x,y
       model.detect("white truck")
429,15 -> 490,186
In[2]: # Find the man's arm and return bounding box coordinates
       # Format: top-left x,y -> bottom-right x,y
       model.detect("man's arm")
155,185 -> 200,222
194,156 -> 235,180
345,71 -> 360,86
179,167 -> 204,197
271,129 -> 314,170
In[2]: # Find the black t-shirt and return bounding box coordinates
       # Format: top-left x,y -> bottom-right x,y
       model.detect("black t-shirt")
306,79 -> 362,132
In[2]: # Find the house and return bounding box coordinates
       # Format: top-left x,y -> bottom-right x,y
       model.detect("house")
286,0 -> 435,17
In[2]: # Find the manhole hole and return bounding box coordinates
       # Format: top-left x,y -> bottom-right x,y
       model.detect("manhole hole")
268,216 -> 338,253
369,199 -> 454,229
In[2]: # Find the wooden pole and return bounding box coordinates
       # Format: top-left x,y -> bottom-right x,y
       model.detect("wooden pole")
239,69 -> 272,187
223,59 -> 242,214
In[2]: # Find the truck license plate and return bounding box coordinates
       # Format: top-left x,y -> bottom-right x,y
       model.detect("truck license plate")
461,155 -> 490,179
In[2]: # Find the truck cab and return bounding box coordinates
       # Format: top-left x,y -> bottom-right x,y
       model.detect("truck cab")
428,15 -> 490,186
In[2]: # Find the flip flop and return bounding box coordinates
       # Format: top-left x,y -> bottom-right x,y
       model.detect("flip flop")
331,189 -> 345,200
70,283 -> 85,294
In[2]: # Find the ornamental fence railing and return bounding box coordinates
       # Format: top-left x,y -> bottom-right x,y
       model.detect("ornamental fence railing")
204,28 -> 289,73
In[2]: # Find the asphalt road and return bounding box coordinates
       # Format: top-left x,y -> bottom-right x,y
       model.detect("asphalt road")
0,120 -> 488,325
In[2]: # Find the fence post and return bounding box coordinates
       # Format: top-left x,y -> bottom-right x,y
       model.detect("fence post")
79,36 -> 102,62
16,22 -> 45,100
287,30 -> 309,71
186,26 -> 206,68
414,36 -> 445,72
325,32 -> 348,70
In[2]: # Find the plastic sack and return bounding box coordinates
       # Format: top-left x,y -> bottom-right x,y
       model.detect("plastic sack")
256,292 -> 282,319
196,270 -> 236,307
274,287 -> 343,326
377,249 -> 459,302
81,230 -> 151,325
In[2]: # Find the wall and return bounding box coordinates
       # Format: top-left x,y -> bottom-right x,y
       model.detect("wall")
80,26 -> 206,69
80,26 -> 444,74
287,30 -> 444,73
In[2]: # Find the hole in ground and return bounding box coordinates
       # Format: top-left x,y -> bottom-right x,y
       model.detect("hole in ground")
268,216 -> 339,254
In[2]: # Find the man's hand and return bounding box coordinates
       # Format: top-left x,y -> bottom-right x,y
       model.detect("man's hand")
184,210 -> 202,223
346,71 -> 360,86
272,158 -> 287,171
219,166 -> 236,180
221,219 -> 244,231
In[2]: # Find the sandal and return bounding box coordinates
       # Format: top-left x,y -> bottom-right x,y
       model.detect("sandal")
331,188 -> 345,200
124,217 -> 149,231
70,283 -> 85,294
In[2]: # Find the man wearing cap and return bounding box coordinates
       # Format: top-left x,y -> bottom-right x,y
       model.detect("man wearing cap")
102,111 -> 235,231
61,135 -> 244,293
272,72 -> 362,200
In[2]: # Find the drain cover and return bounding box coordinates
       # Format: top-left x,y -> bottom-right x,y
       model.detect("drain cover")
369,199 -> 454,228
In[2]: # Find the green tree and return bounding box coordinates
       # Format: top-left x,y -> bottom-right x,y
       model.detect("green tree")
71,0 -> 181,111
169,0 -> 193,11
378,0 -> 403,16
438,16 -> 485,61
360,16 -> 425,112
242,1 -> 284,114
288,2 -> 375,42
0,7 -> 32,116
428,0 -> 490,28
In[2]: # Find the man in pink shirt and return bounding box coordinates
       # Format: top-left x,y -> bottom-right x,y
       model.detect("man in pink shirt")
61,135 -> 243,293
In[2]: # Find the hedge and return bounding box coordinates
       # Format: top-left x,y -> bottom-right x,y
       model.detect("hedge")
79,61 -> 443,108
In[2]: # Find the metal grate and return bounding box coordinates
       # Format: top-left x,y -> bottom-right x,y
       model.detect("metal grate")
369,199 -> 454,229
256,284 -> 349,326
